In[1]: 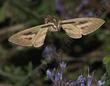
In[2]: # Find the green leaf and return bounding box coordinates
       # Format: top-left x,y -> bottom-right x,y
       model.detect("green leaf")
0,6 -> 6,22
103,56 -> 110,65
27,62 -> 33,73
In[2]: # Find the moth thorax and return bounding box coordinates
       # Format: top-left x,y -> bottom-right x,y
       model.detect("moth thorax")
44,16 -> 60,30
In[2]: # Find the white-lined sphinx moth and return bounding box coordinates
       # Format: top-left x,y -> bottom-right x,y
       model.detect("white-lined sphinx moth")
9,16 -> 105,47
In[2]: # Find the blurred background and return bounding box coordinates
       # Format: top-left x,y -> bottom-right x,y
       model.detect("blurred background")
0,0 -> 110,86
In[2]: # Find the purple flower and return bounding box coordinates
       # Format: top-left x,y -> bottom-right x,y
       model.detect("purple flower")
46,69 -> 54,82
55,72 -> 62,81
87,74 -> 94,86
42,45 -> 57,60
60,62 -> 66,73
60,62 -> 66,69
77,75 -> 86,86
68,80 -> 79,86
97,80 -> 105,86
46,62 -> 104,86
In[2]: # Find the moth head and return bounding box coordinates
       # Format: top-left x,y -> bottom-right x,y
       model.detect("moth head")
44,15 -> 59,24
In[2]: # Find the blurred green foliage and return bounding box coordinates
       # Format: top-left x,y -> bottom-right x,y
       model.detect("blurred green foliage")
103,56 -> 110,86
0,6 -> 6,22
0,62 -> 33,86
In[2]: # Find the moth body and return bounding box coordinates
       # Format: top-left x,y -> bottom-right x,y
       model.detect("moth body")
45,16 -> 61,31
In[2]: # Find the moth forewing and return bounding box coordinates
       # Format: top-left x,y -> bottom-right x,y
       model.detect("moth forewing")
8,23 -> 54,47
60,18 -> 105,38
80,18 -> 105,35
60,18 -> 104,24
8,25 -> 41,46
